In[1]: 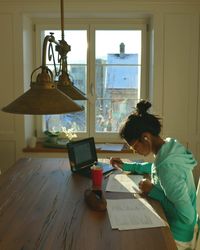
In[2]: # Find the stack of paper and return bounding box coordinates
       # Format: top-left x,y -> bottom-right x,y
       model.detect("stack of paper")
106,173 -> 143,193
107,198 -> 167,230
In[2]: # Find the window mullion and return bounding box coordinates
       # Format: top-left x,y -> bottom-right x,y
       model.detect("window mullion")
88,24 -> 96,138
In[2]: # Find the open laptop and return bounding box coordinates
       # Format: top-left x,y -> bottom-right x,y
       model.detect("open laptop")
67,137 -> 115,177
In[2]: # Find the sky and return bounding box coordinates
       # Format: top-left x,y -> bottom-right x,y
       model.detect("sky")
44,30 -> 141,64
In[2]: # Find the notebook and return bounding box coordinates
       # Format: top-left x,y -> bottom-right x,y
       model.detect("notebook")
67,137 -> 115,177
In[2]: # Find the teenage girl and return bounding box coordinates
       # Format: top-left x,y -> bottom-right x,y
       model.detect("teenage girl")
110,100 -> 198,250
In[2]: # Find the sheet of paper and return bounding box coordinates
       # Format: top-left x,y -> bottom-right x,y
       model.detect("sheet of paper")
95,143 -> 124,151
106,173 -> 143,193
106,198 -> 167,230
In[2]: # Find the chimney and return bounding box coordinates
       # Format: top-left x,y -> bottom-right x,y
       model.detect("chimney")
120,42 -> 125,58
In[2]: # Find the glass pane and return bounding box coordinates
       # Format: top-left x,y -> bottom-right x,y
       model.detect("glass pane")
95,30 -> 142,133
96,65 -> 141,95
44,30 -> 87,64
44,101 -> 87,132
68,65 -> 87,93
43,30 -> 87,133
96,30 -> 141,64
96,98 -> 139,132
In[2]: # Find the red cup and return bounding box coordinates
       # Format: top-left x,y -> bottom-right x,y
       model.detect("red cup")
91,166 -> 103,189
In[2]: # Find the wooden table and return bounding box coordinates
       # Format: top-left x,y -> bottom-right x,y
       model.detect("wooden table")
0,158 -> 177,250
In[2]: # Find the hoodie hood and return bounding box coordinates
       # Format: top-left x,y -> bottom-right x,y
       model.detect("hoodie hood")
154,138 -> 197,170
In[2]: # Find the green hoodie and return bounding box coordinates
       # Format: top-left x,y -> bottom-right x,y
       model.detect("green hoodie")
122,138 -> 197,242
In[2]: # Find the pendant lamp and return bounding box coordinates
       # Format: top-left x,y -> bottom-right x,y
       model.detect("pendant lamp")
2,0 -> 85,115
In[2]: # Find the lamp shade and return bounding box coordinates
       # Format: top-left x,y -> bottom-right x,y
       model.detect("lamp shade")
57,72 -> 87,100
2,68 -> 84,115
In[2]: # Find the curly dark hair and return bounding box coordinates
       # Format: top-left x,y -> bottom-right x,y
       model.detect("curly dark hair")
119,100 -> 162,144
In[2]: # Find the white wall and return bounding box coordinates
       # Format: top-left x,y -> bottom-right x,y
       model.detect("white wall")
0,0 -> 200,183
0,13 -> 19,173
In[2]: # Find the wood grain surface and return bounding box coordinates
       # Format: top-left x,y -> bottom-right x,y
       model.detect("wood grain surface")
0,158 -> 177,250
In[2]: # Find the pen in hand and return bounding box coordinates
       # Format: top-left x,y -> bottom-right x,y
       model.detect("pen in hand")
110,157 -> 123,169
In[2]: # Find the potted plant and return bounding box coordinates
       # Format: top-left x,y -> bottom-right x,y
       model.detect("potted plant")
44,130 -> 60,143
44,127 -> 77,145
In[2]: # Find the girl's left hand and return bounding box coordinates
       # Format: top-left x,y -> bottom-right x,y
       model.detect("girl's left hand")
139,179 -> 153,193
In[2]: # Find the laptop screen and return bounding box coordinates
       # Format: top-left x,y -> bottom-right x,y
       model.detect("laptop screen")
67,137 -> 97,172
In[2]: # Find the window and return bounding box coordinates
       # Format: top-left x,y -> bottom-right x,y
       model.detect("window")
35,19 -> 148,142
43,30 -> 87,133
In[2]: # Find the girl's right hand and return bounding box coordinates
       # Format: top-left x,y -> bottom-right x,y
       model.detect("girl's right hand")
110,157 -> 124,169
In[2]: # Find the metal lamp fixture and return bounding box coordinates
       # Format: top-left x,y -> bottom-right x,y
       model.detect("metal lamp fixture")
56,0 -> 87,100
2,0 -> 86,115
55,37 -> 87,100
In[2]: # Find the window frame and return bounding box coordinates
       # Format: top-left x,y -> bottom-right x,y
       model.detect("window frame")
34,18 -> 148,142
